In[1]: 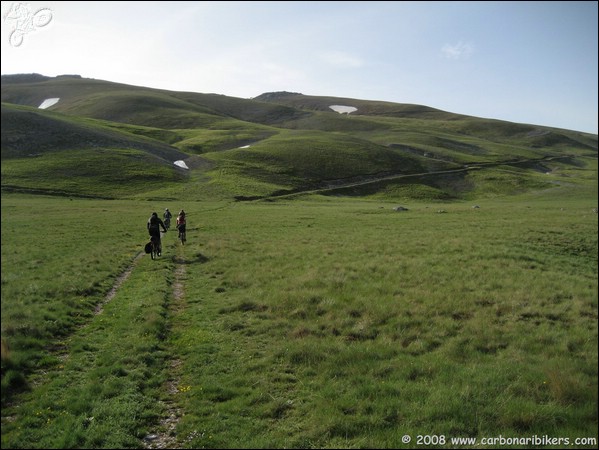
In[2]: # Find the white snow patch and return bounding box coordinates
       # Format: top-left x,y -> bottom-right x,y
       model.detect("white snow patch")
39,98 -> 60,109
329,105 -> 357,114
239,145 -> 251,148
174,160 -> 189,169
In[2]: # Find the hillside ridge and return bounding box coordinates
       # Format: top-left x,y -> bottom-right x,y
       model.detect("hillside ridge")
1,73 -> 597,201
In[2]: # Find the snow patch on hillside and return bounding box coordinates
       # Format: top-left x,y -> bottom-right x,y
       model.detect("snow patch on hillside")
39,98 -> 60,109
329,105 -> 357,114
174,160 -> 189,169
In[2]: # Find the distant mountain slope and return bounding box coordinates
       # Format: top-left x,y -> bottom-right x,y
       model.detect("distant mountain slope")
255,91 -> 598,149
1,103 -> 188,162
254,91 -> 467,120
1,74 -> 596,201
1,74 -> 309,129
1,102 -> 195,198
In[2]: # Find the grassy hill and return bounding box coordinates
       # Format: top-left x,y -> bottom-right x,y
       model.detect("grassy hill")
1,73 -> 597,201
1,74 -> 597,448
1,103 -> 192,198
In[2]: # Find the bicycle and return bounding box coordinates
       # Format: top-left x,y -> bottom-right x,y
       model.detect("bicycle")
149,231 -> 167,259
177,227 -> 186,245
6,4 -> 53,47
164,217 -> 171,230
149,236 -> 159,260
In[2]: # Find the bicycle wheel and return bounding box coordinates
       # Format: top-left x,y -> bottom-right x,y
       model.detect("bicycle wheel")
150,236 -> 160,259
33,8 -> 53,27
9,29 -> 25,47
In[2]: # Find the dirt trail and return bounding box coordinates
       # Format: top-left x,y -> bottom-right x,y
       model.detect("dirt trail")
95,252 -> 145,315
241,155 -> 578,201
41,252 -> 146,369
92,247 -> 188,449
53,247 -> 187,448
143,253 -> 187,449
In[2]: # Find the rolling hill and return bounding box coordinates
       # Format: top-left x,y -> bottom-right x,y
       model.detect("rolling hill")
1,75 -> 598,447
1,73 -> 597,201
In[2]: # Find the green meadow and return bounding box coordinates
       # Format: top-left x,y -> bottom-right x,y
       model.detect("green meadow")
2,186 -> 597,448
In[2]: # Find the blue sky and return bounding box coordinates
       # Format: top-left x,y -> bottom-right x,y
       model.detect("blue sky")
2,1 -> 597,134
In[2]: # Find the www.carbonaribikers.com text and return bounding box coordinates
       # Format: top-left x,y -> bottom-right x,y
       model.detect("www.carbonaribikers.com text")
402,434 -> 597,447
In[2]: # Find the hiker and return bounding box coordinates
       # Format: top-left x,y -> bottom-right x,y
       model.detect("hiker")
147,212 -> 167,256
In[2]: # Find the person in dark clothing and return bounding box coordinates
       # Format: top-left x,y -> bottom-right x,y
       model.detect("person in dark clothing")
147,212 -> 167,256
176,210 -> 187,244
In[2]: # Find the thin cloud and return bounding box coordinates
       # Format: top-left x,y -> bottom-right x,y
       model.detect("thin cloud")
441,41 -> 474,60
320,51 -> 364,68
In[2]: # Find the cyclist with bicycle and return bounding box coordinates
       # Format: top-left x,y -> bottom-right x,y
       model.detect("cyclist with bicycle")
176,210 -> 187,244
147,212 -> 168,256
163,208 -> 172,229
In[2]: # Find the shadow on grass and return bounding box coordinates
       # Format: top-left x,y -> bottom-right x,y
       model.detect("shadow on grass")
172,253 -> 209,265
